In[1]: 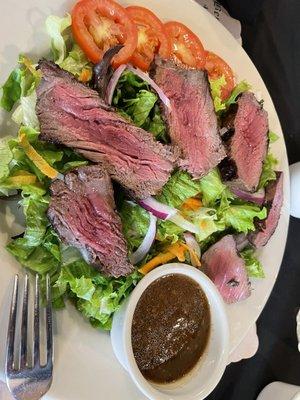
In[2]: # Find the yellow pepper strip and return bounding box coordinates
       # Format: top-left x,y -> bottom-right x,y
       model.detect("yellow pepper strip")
79,68 -> 92,83
181,197 -> 202,212
7,174 -> 37,186
188,248 -> 201,267
138,242 -> 188,275
138,251 -> 176,275
168,242 -> 188,262
19,131 -> 59,179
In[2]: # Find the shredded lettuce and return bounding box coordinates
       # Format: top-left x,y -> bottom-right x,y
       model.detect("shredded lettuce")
55,253 -> 141,329
156,170 -> 202,208
1,55 -> 40,114
209,78 -> 251,114
240,248 -> 265,278
123,90 -> 157,127
113,70 -> 168,142
199,168 -> 228,206
209,76 -> 227,112
119,201 -> 150,252
219,203 -> 267,233
191,208 -> 225,242
0,139 -> 13,181
60,44 -> 92,78
45,14 -> 72,64
259,153 -> 278,189
0,68 -> 23,111
268,130 -> 279,143
224,80 -> 252,108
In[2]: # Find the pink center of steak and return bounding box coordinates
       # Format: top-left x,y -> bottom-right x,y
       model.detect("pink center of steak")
36,60 -> 176,199
202,235 -> 251,303
230,92 -> 268,191
48,166 -> 133,277
151,57 -> 226,178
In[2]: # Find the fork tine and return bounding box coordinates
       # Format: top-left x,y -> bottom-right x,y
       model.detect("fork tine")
20,274 -> 29,368
33,274 -> 40,366
46,274 -> 53,366
6,275 -> 19,373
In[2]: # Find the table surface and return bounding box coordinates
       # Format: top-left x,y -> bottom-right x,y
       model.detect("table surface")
208,0 -> 300,399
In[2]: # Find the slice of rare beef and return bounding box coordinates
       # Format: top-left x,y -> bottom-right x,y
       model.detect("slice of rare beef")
248,171 -> 283,248
48,165 -> 133,277
150,57 -> 226,178
36,60 -> 175,200
219,92 -> 268,192
202,235 -> 251,303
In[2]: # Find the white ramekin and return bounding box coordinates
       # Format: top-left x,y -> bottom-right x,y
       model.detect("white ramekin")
111,263 -> 229,400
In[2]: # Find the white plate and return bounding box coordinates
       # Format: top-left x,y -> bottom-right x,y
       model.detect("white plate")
0,0 -> 290,399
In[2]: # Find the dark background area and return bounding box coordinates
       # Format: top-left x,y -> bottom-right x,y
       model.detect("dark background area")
207,1 -> 300,399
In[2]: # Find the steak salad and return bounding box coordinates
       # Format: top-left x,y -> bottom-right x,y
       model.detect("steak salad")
0,0 -> 283,329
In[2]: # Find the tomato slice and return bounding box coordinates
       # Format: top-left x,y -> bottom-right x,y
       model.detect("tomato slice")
205,51 -> 235,99
126,6 -> 171,71
164,21 -> 206,69
71,0 -> 138,67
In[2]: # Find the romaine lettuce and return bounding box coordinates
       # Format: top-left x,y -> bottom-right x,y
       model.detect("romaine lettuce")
156,170 -> 202,208
259,153 -> 278,189
240,248 -> 265,278
45,14 -> 72,64
113,70 -> 168,142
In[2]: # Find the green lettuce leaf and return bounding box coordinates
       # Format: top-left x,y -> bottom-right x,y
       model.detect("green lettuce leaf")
156,220 -> 183,243
157,171 -> 202,208
199,168 -> 228,206
113,70 -> 167,141
258,153 -> 278,189
55,254 -> 141,330
123,90 -> 157,127
45,14 -> 72,64
119,201 -> 150,252
2,55 -> 40,128
240,248 -> 265,278
0,139 -> 13,181
219,203 -> 267,233
12,90 -> 39,129
224,80 -> 251,108
268,130 -> 279,143
145,105 -> 167,142
209,75 -> 227,112
190,208 -> 225,242
60,44 -> 92,78
0,68 -> 23,111
209,78 -> 251,114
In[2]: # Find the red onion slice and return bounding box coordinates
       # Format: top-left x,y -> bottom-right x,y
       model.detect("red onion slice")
105,64 -> 127,105
105,64 -> 171,109
183,232 -> 201,258
139,197 -> 177,220
139,196 -> 200,235
231,187 -> 265,205
126,65 -> 171,109
130,212 -> 157,265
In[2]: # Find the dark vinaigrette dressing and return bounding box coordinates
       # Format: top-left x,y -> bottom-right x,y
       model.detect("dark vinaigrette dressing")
131,274 -> 210,383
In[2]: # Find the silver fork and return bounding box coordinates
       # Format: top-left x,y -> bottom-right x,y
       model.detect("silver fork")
5,274 -> 53,400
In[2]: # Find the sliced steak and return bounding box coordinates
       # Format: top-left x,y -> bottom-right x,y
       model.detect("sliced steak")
248,171 -> 283,247
219,92 -> 269,192
202,235 -> 251,303
48,165 -> 133,277
36,60 -> 175,199
151,57 -> 226,178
